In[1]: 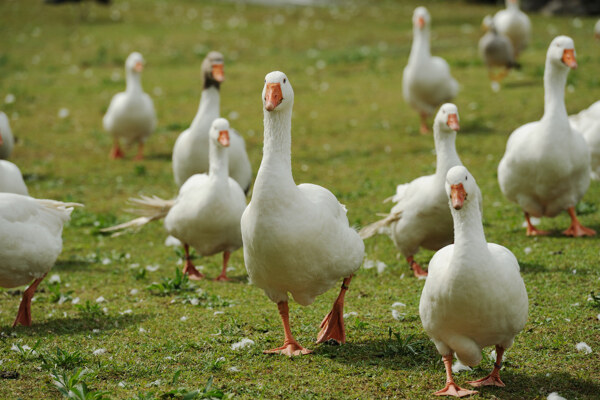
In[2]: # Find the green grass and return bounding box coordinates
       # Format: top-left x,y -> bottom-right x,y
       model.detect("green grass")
1,0 -> 600,398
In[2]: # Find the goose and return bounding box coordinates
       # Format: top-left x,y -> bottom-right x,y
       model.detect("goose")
479,15 -> 519,91
498,36 -> 595,237
0,160 -> 28,195
360,104 -> 477,278
0,194 -> 80,327
493,0 -> 531,59
595,20 -> 600,39
569,101 -> 600,180
420,166 -> 528,397
172,51 -> 252,193
0,111 -> 14,159
241,71 -> 364,356
103,118 -> 246,281
403,6 -> 459,134
103,52 -> 156,160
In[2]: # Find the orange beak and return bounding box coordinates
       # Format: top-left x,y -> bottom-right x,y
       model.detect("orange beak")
417,16 -> 425,28
212,64 -> 225,82
134,61 -> 144,72
265,83 -> 283,111
450,183 -> 467,210
218,130 -> 230,147
447,113 -> 460,131
562,49 -> 577,69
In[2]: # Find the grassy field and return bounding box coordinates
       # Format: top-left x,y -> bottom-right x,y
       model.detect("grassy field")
1,0 -> 600,398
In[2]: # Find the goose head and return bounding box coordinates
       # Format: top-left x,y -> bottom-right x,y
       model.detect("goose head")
547,36 -> 577,70
126,52 -> 145,74
481,15 -> 494,33
412,6 -> 430,31
445,166 -> 477,210
209,117 -> 230,147
202,51 -> 225,88
435,103 -> 460,133
262,71 -> 294,113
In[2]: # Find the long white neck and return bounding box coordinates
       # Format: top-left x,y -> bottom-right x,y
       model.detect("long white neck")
433,126 -> 461,179
450,197 -> 488,262
208,140 -> 229,182
409,25 -> 430,64
126,70 -> 143,94
191,87 -> 220,130
254,105 -> 296,196
506,0 -> 519,11
542,59 -> 569,122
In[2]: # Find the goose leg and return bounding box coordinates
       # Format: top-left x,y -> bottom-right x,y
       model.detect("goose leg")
407,256 -> 428,278
214,251 -> 231,281
182,243 -> 204,280
264,301 -> 312,356
419,112 -> 429,135
563,207 -> 596,237
13,274 -> 47,327
434,354 -> 478,397
316,275 -> 352,344
133,142 -> 144,161
109,138 -> 124,159
524,212 -> 550,236
468,345 -> 506,387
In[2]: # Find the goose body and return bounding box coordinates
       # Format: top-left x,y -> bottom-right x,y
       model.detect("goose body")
403,7 -> 459,134
493,0 -> 531,59
360,104 -> 475,278
0,112 -> 15,159
498,36 -> 594,236
0,193 -> 78,326
241,71 -> 364,355
0,160 -> 28,195
103,52 -> 156,160
172,51 -> 252,193
104,118 -> 246,281
420,166 -> 528,396
479,15 -> 518,90
570,101 -> 600,180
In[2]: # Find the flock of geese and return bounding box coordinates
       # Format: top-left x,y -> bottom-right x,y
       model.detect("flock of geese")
1,0 -> 599,397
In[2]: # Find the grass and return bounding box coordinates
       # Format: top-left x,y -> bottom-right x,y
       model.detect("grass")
1,0 -> 600,398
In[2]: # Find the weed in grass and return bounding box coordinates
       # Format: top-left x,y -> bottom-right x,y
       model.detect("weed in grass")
589,291 -> 600,308
10,340 -> 41,361
75,301 -> 104,318
132,267 -> 148,281
147,269 -> 195,296
386,328 -> 428,357
576,201 -> 597,216
41,347 -> 85,371
51,368 -> 110,400
47,282 -> 74,304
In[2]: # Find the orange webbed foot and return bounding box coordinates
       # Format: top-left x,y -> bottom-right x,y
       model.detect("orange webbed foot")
110,147 -> 125,159
525,226 -> 551,236
467,373 -> 505,388
182,262 -> 204,280
316,303 -> 345,344
434,382 -> 478,397
264,341 -> 313,357
213,274 -> 230,282
563,224 -> 596,237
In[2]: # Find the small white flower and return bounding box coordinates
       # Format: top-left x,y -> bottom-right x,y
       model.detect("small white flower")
58,108 -> 70,119
93,348 -> 106,356
180,316 -> 188,321
48,274 -> 61,284
96,296 -> 106,303
575,342 -> 592,354
231,338 -> 255,350
547,392 -> 567,400
572,269 -> 577,275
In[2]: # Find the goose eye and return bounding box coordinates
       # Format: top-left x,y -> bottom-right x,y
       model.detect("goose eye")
283,78 -> 286,84
264,79 -> 266,83
465,176 -> 468,180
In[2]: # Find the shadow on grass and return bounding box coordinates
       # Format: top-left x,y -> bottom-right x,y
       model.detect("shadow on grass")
53,259 -> 98,271
144,152 -> 173,161
2,313 -> 149,336
519,262 -> 547,274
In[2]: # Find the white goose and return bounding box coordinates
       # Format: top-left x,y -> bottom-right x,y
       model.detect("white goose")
103,118 -> 246,281
241,71 -> 364,356
420,166 -> 528,397
360,104 -> 475,278
103,52 -> 156,160
498,36 -> 595,237
0,194 -> 80,327
0,111 -> 14,159
403,6 -> 459,134
172,51 -> 252,193
493,0 -> 531,59
569,101 -> 600,180
0,160 -> 28,195
479,15 -> 518,91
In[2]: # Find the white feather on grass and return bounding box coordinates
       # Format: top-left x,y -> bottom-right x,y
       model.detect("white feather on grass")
231,338 -> 255,350
547,392 -> 567,400
575,342 -> 592,354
